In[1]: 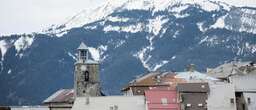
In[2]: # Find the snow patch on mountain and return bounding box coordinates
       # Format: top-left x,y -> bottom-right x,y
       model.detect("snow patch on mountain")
184,0 -> 220,12
170,5 -> 190,18
211,15 -> 226,29
238,8 -> 256,34
133,48 -> 152,71
237,42 -> 256,55
148,16 -> 169,35
56,31 -> 68,37
67,52 -> 76,60
0,40 -> 10,60
14,35 -> 34,55
107,16 -> 130,22
197,22 -> 208,32
172,31 -> 179,38
121,0 -> 174,12
133,46 -> 168,71
84,25 -> 97,30
211,8 -> 256,34
245,43 -> 256,54
104,15 -> 168,35
88,47 -> 100,61
98,45 -> 108,52
98,45 -> 108,62
199,36 -> 209,44
153,60 -> 169,71
7,69 -> 12,74
211,0 -> 256,8
114,40 -> 125,48
103,23 -> 144,33
171,5 -> 190,13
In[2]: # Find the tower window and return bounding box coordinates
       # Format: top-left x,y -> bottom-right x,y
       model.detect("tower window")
84,71 -> 89,81
80,50 -> 87,60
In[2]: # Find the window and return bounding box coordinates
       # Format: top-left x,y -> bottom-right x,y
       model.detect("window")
186,103 -> 191,107
198,103 -> 203,107
80,50 -> 87,59
84,71 -> 89,81
109,105 -> 118,110
161,98 -> 168,105
248,97 -> 251,104
230,98 -> 234,103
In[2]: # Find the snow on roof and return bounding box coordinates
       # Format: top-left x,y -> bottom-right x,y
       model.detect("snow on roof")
43,89 -> 74,104
175,71 -> 217,81
207,61 -> 251,78
71,96 -> 145,110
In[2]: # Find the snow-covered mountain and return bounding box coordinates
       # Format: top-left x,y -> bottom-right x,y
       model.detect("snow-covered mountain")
0,0 -> 255,105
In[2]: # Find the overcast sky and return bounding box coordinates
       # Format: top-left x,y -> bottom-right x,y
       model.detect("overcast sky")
0,0 -> 105,35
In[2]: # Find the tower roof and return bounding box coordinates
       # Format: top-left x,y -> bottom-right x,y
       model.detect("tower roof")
77,42 -> 88,50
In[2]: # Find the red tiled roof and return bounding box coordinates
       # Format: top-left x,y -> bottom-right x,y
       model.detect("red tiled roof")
122,71 -> 186,91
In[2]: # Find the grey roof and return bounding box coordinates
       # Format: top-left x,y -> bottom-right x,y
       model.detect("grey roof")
177,83 -> 210,93
77,42 -> 88,50
207,61 -> 251,78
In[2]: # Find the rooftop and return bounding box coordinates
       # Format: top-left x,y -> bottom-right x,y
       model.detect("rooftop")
77,42 -> 88,50
43,89 -> 74,104
207,61 -> 255,78
122,71 -> 186,91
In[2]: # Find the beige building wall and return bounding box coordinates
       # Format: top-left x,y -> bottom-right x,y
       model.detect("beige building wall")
230,71 -> 256,92
71,96 -> 145,110
243,93 -> 256,110
11,106 -> 49,110
49,108 -> 71,110
207,82 -> 236,110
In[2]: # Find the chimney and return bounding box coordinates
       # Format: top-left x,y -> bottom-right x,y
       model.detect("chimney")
187,64 -> 196,72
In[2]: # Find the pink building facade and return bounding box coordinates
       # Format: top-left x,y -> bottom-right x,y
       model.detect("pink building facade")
145,89 -> 179,110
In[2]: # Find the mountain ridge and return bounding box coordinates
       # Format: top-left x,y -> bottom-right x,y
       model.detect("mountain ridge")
0,0 -> 255,105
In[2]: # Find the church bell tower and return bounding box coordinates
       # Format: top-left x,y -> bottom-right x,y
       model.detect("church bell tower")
74,42 -> 101,97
